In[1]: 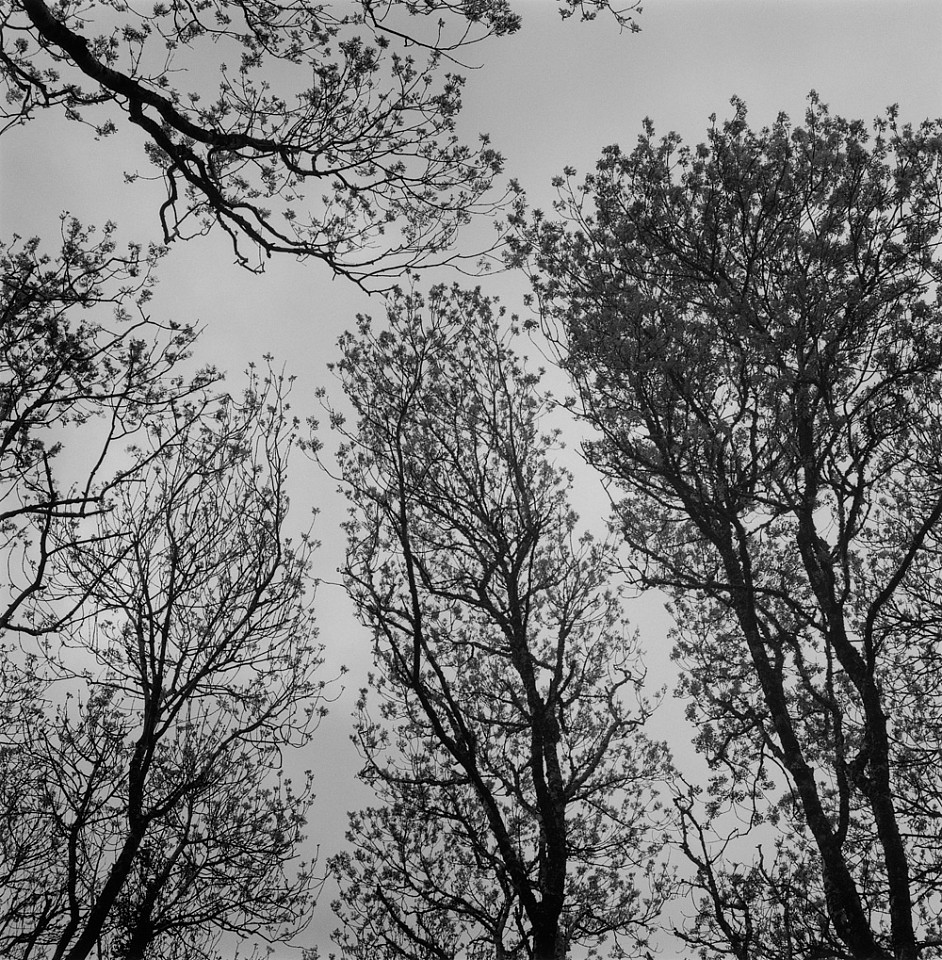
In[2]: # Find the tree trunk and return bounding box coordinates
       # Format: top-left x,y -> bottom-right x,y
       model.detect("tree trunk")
532,921 -> 560,960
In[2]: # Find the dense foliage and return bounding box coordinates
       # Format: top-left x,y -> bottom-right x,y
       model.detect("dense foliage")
326,286 -> 671,960
512,97 -> 942,959
6,2 -> 942,956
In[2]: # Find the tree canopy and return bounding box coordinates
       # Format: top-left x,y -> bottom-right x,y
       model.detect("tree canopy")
0,217 -> 214,634
512,97 -> 942,959
325,285 -> 671,960
0,225 -> 327,959
7,2 -> 942,955
2,0 -> 637,286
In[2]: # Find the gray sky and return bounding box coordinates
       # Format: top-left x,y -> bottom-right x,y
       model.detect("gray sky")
2,0 -> 941,955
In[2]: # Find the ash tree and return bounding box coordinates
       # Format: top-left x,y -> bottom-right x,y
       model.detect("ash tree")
512,97 -> 942,959
2,0 -> 637,287
324,285 -> 671,960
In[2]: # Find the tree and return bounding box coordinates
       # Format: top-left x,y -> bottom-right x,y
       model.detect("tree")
2,0 -> 638,288
0,361 -> 328,960
0,215 -> 214,957
0,216 -> 213,635
513,97 -> 942,958
324,285 -> 670,960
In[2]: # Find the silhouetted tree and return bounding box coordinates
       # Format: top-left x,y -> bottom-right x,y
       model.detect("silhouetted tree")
513,97 -> 942,959
0,361 -> 328,960
0,216 -> 216,958
0,216 -> 213,635
326,286 -> 670,960
3,0 -> 638,287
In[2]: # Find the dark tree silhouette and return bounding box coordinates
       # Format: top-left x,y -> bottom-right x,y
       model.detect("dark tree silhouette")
2,0 -> 638,287
0,363 -> 328,960
325,285 -> 671,960
0,217 -> 214,634
512,97 -> 942,959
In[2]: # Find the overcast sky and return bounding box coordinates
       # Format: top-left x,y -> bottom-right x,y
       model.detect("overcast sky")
2,0 -> 941,955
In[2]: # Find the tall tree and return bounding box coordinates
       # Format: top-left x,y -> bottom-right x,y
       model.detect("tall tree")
325,285 -> 670,960
0,361 -> 328,960
513,97 -> 942,958
2,0 -> 637,287
0,216 -> 213,957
